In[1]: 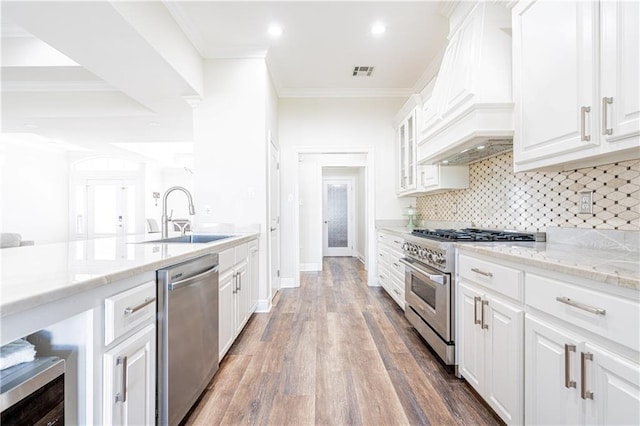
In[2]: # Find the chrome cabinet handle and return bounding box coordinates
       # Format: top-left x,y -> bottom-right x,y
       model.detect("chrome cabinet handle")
581,106 -> 591,141
115,355 -> 128,403
124,297 -> 155,315
393,288 -> 401,296
564,344 -> 577,389
471,267 -> 493,277
393,240 -> 401,244
555,297 -> 606,316
473,296 -> 482,325
232,273 -> 238,294
393,262 -> 400,268
602,97 -> 613,135
481,300 -> 489,329
581,352 -> 594,400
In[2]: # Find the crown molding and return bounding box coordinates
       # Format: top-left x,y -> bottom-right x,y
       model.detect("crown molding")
162,1 -> 208,58
278,87 -> 413,99
1,80 -> 116,92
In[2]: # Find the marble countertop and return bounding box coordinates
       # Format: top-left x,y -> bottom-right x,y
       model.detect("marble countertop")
0,231 -> 259,318
456,242 -> 640,291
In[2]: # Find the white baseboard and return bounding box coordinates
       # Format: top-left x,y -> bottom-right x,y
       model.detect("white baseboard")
300,263 -> 321,272
280,277 -> 297,288
256,299 -> 272,313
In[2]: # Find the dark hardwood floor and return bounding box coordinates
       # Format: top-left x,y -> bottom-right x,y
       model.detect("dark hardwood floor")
186,257 -> 502,425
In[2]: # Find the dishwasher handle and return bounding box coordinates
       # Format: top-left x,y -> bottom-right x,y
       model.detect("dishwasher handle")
169,266 -> 218,291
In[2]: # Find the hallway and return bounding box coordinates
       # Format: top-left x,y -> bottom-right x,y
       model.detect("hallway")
186,257 -> 501,425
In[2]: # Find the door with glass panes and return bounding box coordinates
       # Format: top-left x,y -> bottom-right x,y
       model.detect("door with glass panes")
322,179 -> 354,257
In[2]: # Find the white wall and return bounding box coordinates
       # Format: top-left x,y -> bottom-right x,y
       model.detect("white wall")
193,58 -> 275,309
1,142 -> 69,243
278,97 -> 405,280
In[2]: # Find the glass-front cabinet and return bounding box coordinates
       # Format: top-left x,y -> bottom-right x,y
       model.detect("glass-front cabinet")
398,109 -> 417,193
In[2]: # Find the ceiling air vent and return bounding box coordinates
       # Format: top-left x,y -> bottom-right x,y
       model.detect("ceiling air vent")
352,66 -> 375,77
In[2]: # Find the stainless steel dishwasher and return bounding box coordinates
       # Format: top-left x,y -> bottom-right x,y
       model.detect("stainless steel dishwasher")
157,253 -> 219,426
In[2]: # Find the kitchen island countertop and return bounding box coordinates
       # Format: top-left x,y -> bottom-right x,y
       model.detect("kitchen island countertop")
0,232 -> 259,318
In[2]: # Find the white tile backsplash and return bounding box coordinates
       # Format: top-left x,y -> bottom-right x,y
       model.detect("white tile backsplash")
416,152 -> 640,232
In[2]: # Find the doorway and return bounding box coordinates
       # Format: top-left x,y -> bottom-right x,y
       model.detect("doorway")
268,136 -> 281,301
322,177 -> 355,257
73,179 -> 140,240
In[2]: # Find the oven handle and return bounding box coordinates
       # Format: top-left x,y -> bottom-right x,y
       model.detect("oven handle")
399,258 -> 446,286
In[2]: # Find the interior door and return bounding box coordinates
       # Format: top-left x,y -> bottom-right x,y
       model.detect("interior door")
322,179 -> 354,257
269,140 -> 281,298
78,179 -> 138,240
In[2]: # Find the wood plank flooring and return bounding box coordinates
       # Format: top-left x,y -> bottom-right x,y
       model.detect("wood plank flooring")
186,257 -> 502,426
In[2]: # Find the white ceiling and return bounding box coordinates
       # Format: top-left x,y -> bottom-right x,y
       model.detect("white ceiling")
0,1 -> 449,159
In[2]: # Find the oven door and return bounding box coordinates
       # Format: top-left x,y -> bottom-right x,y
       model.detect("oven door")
400,257 -> 451,342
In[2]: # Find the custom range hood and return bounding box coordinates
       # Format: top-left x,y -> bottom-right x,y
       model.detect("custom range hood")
418,1 -> 514,165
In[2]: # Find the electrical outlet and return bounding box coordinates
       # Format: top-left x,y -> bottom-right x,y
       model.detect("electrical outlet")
579,190 -> 593,214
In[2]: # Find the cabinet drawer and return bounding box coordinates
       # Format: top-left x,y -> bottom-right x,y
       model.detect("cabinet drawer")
377,249 -> 390,268
378,231 -> 405,252
459,254 -> 524,302
526,274 -> 640,350
105,281 -> 156,345
218,247 -> 234,271
235,243 -> 248,260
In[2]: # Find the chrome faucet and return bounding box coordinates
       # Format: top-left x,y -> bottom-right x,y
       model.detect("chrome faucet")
161,186 -> 195,238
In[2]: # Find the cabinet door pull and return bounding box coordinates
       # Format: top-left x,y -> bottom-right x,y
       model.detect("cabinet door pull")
581,352 -> 594,400
471,267 -> 493,277
393,262 -> 400,268
555,297 -> 606,316
481,300 -> 489,330
233,273 -> 238,294
602,97 -> 613,135
124,297 -> 155,315
393,240 -> 401,244
564,344 -> 577,389
393,288 -> 401,296
115,355 -> 128,403
473,296 -> 482,325
581,106 -> 591,141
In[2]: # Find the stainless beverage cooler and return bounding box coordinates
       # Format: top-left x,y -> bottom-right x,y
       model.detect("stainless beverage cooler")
0,357 -> 65,425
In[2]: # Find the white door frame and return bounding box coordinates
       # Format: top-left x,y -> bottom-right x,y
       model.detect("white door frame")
322,177 -> 355,257
268,134 -> 281,305
293,146 -> 376,286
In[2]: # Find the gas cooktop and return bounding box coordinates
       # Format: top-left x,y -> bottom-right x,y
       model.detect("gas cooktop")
411,228 -> 545,242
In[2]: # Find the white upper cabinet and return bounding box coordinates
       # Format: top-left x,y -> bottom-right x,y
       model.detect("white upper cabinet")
396,94 -> 469,196
418,2 -> 514,164
513,0 -> 640,172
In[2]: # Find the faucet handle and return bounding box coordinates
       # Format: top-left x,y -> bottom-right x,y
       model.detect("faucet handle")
167,209 -> 173,221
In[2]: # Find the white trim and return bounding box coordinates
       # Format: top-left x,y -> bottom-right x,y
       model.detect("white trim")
294,146 -> 377,287
280,278 -> 296,288
255,299 -> 272,313
279,87 -> 413,98
300,263 -> 321,272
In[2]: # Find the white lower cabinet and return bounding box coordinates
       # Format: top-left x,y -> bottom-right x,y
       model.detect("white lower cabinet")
525,315 -> 640,425
218,241 -> 255,360
102,280 -> 156,425
376,230 -> 405,308
103,324 -> 155,426
458,282 -> 523,424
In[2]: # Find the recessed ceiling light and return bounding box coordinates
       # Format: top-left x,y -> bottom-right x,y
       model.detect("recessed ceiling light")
23,123 -> 38,129
268,24 -> 283,37
149,121 -> 160,127
442,160 -> 449,164
477,145 -> 486,150
371,22 -> 386,36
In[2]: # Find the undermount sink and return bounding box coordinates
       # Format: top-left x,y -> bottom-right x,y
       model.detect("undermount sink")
141,234 -> 232,244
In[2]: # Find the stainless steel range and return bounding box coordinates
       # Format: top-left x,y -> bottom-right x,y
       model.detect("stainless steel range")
400,228 -> 544,368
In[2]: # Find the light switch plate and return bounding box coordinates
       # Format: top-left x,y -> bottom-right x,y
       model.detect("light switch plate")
579,190 -> 593,214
